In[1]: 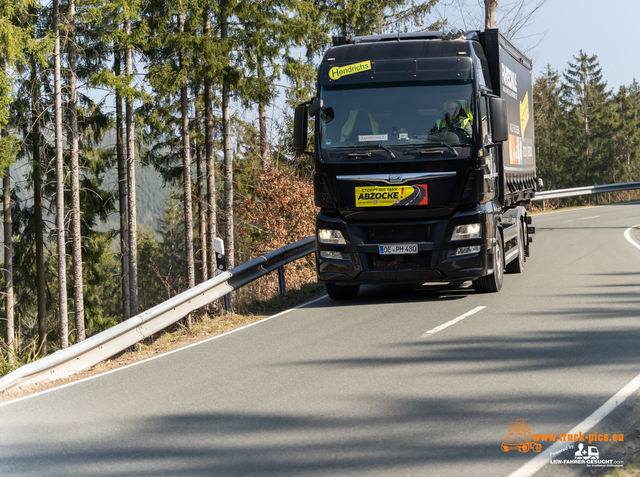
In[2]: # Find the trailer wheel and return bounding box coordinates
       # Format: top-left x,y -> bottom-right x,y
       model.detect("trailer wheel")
474,230 -> 504,293
325,282 -> 360,300
506,220 -> 524,274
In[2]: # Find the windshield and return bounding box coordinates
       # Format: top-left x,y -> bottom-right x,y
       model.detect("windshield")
319,81 -> 474,153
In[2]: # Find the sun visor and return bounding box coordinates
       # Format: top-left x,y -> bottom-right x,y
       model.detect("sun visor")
320,57 -> 474,86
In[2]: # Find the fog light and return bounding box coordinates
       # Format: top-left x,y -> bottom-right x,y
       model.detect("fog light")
318,229 -> 347,244
451,223 -> 481,240
456,245 -> 481,256
320,250 -> 344,260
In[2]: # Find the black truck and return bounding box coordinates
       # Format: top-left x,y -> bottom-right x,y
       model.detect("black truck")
294,29 -> 536,300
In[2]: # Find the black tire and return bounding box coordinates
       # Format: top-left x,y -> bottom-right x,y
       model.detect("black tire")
505,220 -> 524,274
474,230 -> 504,293
325,282 -> 360,300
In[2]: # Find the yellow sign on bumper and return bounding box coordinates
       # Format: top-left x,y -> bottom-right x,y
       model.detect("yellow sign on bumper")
355,185 -> 428,207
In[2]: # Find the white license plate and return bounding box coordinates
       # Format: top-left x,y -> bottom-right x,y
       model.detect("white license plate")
379,243 -> 418,255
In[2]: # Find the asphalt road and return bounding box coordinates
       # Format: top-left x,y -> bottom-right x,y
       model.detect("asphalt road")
2,203 -> 640,477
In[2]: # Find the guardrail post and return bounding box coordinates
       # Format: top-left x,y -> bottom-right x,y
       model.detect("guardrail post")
215,237 -> 231,312
278,266 -> 286,296
596,193 -> 600,205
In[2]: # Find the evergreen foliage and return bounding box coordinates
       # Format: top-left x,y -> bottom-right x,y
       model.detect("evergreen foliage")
534,53 -> 640,194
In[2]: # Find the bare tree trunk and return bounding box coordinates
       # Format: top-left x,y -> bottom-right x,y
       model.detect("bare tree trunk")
258,60 -> 268,169
221,14 -> 234,272
221,5 -> 234,307
115,52 -> 130,320
178,11 -> 195,327
31,59 -> 47,353
53,0 -> 68,349
485,0 -> 498,29
68,0 -> 85,342
195,85 -> 207,281
125,17 -> 139,316
203,5 -> 217,276
2,130 -> 13,353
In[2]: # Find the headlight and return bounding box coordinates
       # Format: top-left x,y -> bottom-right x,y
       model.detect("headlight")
451,223 -> 481,240
318,229 -> 347,245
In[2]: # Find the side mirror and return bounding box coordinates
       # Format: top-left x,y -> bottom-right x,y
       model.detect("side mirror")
309,97 -> 323,117
489,97 -> 508,143
293,103 -> 308,152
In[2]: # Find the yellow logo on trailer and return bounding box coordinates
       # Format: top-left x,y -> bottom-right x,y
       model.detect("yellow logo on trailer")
520,91 -> 530,134
329,61 -> 372,80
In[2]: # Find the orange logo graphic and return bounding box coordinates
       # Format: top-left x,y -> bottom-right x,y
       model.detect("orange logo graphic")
501,419 -> 542,453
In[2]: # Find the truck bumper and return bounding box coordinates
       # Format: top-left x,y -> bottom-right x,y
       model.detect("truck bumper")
316,207 -> 494,285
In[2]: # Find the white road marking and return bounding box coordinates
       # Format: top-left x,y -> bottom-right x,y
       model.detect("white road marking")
421,306 -> 486,338
511,222 -> 640,477
0,294 -> 329,409
564,215 -> 600,223
509,372 -> 640,477
624,224 -> 640,251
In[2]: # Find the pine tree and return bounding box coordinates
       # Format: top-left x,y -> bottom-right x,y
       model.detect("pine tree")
613,81 -> 640,182
561,51 -> 614,188
533,65 -> 563,189
193,81 -> 207,282
52,0 -> 69,348
200,0 -> 217,277
67,0 -> 85,342
219,1 -> 234,277
177,2 -> 195,326
0,0 -> 37,352
30,55 -> 47,352
87,0 -> 147,320
115,52 -> 130,319
125,15 -> 139,317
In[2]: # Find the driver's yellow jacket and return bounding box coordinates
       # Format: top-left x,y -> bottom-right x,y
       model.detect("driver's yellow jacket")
340,110 -> 379,142
438,108 -> 473,135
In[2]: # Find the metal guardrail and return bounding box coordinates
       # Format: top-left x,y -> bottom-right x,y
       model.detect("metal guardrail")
534,181 -> 640,201
0,236 -> 316,393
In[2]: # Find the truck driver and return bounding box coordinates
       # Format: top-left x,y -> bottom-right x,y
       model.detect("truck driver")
433,100 -> 473,136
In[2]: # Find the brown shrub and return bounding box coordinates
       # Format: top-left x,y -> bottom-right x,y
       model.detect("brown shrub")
235,166 -> 317,307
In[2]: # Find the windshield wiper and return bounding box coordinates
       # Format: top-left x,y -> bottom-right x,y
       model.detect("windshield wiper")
421,143 -> 458,157
373,144 -> 396,160
347,145 -> 396,160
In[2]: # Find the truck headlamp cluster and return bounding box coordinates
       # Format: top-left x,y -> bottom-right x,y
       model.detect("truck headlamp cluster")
451,223 -> 481,240
318,229 -> 347,245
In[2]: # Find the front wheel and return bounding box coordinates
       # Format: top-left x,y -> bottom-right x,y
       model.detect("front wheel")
474,231 -> 504,293
325,282 -> 360,301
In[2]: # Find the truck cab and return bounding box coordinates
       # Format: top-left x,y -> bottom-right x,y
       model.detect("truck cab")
294,29 -> 536,300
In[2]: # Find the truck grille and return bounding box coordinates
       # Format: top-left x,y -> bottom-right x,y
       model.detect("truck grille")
371,252 -> 431,270
367,225 -> 430,244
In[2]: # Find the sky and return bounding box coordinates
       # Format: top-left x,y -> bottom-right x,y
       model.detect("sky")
519,0 -> 640,91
